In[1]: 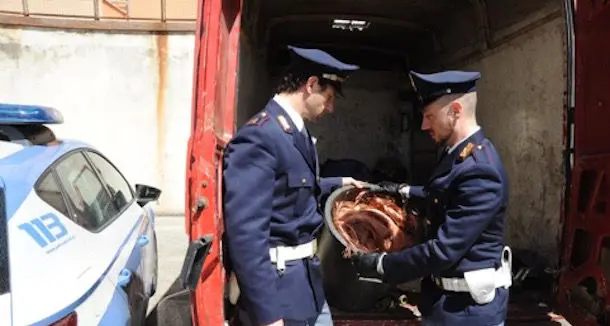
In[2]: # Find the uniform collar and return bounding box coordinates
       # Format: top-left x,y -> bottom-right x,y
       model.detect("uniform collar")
273,94 -> 304,132
447,126 -> 481,154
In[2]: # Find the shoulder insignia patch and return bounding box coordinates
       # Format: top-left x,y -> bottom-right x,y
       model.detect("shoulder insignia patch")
458,142 -> 476,162
471,144 -> 486,162
246,116 -> 260,125
277,115 -> 292,132
246,112 -> 269,126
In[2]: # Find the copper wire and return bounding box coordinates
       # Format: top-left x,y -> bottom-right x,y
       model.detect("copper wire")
331,188 -> 419,257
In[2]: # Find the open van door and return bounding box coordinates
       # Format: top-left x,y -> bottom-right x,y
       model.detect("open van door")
557,1 -> 610,325
184,0 -> 241,325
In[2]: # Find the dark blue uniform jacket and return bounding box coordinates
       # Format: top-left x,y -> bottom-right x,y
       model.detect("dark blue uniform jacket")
383,129 -> 510,325
222,99 -> 342,325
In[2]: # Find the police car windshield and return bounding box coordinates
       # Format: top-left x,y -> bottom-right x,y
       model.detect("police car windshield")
0,188 -> 8,295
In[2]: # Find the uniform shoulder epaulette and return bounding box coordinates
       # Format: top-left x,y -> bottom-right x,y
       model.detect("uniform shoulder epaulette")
470,144 -> 486,162
277,114 -> 292,132
457,142 -> 476,162
246,111 -> 269,126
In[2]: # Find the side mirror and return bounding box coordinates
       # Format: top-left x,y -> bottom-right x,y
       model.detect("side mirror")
135,184 -> 162,207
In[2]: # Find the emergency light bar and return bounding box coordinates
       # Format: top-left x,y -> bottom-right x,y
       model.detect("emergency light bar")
0,103 -> 64,125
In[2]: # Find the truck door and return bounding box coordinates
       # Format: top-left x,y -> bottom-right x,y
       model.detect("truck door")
185,0 -> 242,325
557,1 -> 610,325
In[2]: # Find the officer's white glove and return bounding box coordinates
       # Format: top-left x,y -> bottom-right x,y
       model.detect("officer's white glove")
342,177 -> 365,188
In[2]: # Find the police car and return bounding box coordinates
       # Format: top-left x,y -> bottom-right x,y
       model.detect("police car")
0,103 -> 161,326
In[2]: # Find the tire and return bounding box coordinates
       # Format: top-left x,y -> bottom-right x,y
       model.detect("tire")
126,275 -> 148,326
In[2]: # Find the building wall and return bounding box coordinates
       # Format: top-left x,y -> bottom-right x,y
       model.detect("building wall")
0,26 -> 195,215
0,0 -> 196,19
1,0 -> 94,16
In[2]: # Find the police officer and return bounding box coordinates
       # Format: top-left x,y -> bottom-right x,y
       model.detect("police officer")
222,45 -> 363,326
350,70 -> 511,326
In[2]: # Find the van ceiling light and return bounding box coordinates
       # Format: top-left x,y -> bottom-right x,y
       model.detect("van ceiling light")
331,19 -> 370,31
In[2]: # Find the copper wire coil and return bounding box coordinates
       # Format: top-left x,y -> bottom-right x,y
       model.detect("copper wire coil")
331,188 -> 420,257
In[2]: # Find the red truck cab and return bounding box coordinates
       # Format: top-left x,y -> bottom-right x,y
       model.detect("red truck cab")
182,0 -> 610,325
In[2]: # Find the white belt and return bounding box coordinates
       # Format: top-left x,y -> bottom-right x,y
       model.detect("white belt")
433,246 -> 513,294
432,268 -> 511,292
227,240 -> 317,305
269,240 -> 317,271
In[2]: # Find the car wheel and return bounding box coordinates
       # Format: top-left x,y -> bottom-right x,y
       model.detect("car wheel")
126,275 -> 148,326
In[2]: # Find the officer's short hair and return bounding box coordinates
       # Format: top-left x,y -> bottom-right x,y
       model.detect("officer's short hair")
274,46 -> 359,96
274,67 -> 335,94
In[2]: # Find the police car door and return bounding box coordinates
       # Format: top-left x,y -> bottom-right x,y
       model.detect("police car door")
185,0 -> 242,324
556,0 -> 610,324
37,150 -> 145,324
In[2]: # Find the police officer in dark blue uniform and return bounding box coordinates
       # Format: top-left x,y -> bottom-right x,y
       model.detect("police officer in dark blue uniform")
222,45 -> 363,326
350,70 -> 512,326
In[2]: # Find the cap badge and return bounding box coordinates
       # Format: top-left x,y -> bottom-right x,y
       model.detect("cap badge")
322,73 -> 345,82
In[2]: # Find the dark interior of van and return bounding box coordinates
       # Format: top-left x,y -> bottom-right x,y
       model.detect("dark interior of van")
232,0 -> 573,323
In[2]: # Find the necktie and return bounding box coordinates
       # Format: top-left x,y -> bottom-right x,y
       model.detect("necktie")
437,147 -> 449,163
301,127 -> 311,148
301,127 -> 316,162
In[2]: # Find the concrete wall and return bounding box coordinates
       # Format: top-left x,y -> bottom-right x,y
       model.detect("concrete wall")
0,26 -> 195,215
0,0 -> 196,20
0,0 -> 94,16
461,16 -> 566,263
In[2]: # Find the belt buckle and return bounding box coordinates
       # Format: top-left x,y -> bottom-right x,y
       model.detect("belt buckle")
275,246 -> 286,273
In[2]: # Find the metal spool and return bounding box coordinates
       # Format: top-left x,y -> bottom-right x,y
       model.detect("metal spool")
317,184 -> 396,312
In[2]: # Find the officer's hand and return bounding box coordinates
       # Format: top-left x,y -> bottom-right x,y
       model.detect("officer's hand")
378,181 -> 405,193
342,177 -> 364,188
367,181 -> 406,196
350,251 -> 384,280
